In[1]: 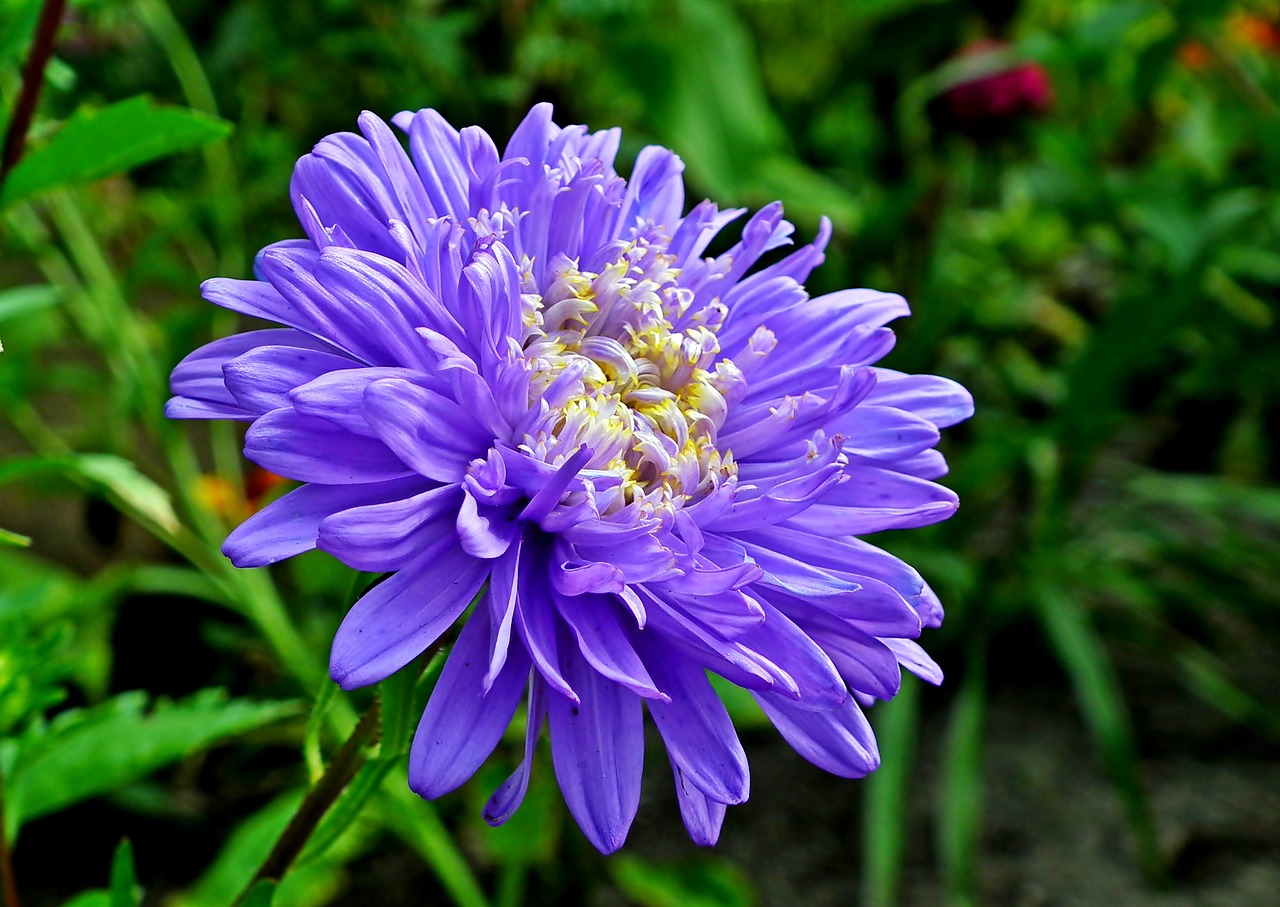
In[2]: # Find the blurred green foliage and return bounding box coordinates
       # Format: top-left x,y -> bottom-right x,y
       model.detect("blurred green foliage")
2,0 -> 1279,905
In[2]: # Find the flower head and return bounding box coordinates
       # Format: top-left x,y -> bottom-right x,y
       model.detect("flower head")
934,39 -> 1053,138
167,104 -> 972,851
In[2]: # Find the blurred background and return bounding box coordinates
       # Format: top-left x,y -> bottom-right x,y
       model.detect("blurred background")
2,0 -> 1280,905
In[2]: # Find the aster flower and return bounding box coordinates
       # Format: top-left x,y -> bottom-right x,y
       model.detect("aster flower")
167,104 -> 972,852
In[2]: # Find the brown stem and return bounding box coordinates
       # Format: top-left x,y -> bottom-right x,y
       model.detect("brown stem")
1,0 -> 68,183
233,698 -> 382,904
0,770 -> 23,907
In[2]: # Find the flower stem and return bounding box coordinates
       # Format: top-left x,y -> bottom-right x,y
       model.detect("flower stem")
235,698 -> 382,904
0,0 -> 66,184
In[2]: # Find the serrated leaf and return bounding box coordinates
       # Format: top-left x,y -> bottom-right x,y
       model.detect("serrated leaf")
6,689 -> 299,832
0,96 -> 232,208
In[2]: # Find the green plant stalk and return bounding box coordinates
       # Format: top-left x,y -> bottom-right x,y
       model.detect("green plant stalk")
860,675 -> 920,907
44,191 -> 166,444
377,780 -> 492,907
938,643 -> 985,907
234,699 -> 383,905
0,0 -> 67,183
0,769 -> 21,907
134,0 -> 245,273
495,864 -> 525,907
1035,584 -> 1165,884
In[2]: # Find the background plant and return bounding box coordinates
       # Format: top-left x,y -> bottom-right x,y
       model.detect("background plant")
2,0 -> 1278,905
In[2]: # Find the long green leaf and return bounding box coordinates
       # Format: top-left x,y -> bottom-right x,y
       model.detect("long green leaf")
0,527 -> 31,548
1035,585 -> 1165,882
609,855 -> 754,907
0,96 -> 232,208
0,453 -> 180,538
861,677 -> 920,907
937,649 -> 985,907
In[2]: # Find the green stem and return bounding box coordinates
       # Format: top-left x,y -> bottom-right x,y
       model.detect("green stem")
134,0 -> 245,273
495,863 -> 525,907
0,769 -> 22,907
0,0 -> 66,183
234,699 -> 382,905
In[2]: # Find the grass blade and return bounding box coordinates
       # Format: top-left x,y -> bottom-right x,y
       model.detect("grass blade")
938,644 -> 985,907
1035,584 -> 1165,883
861,676 -> 920,907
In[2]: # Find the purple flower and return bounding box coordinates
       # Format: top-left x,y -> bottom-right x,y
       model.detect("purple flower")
167,104 -> 972,852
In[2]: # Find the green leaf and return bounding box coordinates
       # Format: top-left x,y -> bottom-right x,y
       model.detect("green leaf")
1035,585 -> 1165,883
240,880 -> 277,907
176,794 -> 301,907
862,677 -> 920,907
73,454 -> 182,537
296,756 -> 396,868
61,893 -> 111,907
0,453 -> 181,538
0,526 -> 31,547
937,650 -> 985,907
177,789 -> 372,907
0,285 -> 62,322
5,689 -> 299,833
0,96 -> 233,208
109,839 -> 140,907
609,855 -> 754,907
0,0 -> 41,67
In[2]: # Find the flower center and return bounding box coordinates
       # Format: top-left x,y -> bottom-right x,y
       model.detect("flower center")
517,240 -> 740,517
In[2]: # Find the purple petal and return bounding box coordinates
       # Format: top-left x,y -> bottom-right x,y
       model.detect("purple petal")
484,680 -> 546,825
224,476 -> 428,567
882,637 -> 944,685
736,598 -> 847,711
514,563 -> 579,704
754,691 -> 880,778
547,654 -> 644,853
485,540 -> 522,687
644,652 -> 750,805
363,378 -> 491,483
555,591 -> 666,701
409,604 -> 531,799
329,538 -> 488,688
671,757 -> 728,847
866,372 -> 974,428
223,344 -> 358,414
200,278 -> 311,331
245,408 -> 414,484
317,484 -> 461,572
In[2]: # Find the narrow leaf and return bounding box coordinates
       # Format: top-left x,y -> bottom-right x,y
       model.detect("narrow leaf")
862,676 -> 920,907
937,648 -> 984,907
109,839 -> 139,907
1035,585 -> 1165,883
